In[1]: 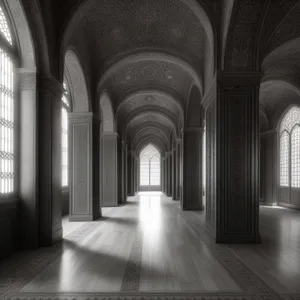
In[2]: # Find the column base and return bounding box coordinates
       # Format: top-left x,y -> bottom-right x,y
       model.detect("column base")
40,226 -> 62,246
216,234 -> 261,244
69,213 -> 100,222
181,203 -> 204,211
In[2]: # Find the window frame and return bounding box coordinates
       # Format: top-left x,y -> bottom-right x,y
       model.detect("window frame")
0,3 -> 19,199
279,106 -> 300,190
139,144 -> 161,187
61,79 -> 70,190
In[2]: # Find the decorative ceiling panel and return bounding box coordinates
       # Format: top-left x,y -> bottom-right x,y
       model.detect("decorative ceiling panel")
101,59 -> 194,107
64,0 -> 205,77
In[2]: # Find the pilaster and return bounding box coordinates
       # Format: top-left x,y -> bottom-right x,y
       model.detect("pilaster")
18,69 -> 38,248
101,132 -> 119,206
38,77 -> 63,246
69,112 -> 101,221
215,71 -> 262,243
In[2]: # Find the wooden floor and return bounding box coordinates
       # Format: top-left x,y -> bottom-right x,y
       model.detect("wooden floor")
0,192 -> 300,299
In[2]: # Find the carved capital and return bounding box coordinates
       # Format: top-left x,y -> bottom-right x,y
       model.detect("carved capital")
17,68 -> 37,90
39,76 -> 64,99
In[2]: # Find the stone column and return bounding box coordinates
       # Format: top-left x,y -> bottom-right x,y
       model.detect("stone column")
260,130 -> 277,206
69,112 -> 101,221
161,156 -> 165,193
134,156 -> 138,194
172,148 -> 176,200
164,154 -> 168,195
167,152 -> 172,197
125,144 -> 128,201
215,71 -> 261,243
18,69 -> 38,248
182,128 -> 203,210
260,130 -> 280,206
101,133 -> 118,206
38,77 -> 63,246
175,139 -> 182,201
128,150 -> 135,196
136,157 -> 140,192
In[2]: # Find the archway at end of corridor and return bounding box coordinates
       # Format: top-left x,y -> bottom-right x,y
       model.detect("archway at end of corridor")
139,144 -> 161,192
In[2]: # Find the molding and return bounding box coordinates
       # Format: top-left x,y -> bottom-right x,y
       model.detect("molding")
69,112 -> 100,123
217,71 -> 263,87
260,129 -> 276,137
101,132 -> 119,138
38,76 -> 64,98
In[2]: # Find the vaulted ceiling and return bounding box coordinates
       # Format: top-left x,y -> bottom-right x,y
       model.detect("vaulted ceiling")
28,0 -> 300,150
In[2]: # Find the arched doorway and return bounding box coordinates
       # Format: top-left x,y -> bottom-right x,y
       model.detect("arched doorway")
139,144 -> 161,191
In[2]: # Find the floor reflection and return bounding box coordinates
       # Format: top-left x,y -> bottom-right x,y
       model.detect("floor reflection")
139,192 -> 162,235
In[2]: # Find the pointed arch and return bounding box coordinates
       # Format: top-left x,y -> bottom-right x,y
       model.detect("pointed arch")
139,144 -> 161,187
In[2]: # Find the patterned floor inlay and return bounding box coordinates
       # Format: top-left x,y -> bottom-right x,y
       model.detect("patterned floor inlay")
1,196 -> 299,300
121,229 -> 143,291
6,291 -> 282,300
0,222 -> 100,300
282,294 -> 300,300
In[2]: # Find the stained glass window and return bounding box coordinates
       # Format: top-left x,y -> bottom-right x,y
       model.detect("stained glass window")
0,6 -> 12,45
140,144 -> 161,186
280,131 -> 289,187
280,106 -> 300,188
61,81 -> 69,187
291,125 -> 300,188
0,7 -> 14,194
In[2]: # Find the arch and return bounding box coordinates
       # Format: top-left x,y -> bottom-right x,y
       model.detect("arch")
98,52 -> 203,95
125,110 -> 177,138
64,49 -> 89,112
63,0 -> 215,77
99,91 -> 115,133
131,125 -> 169,145
224,0 -> 267,70
260,79 -> 300,128
3,0 -> 36,69
136,137 -> 166,155
139,144 -> 161,188
116,90 -> 184,118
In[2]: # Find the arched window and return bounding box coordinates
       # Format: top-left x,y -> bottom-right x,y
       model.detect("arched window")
61,80 -> 70,187
140,144 -> 161,186
280,106 -> 300,188
0,5 -> 15,194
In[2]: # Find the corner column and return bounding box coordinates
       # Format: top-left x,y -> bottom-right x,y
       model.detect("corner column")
215,71 -> 261,243
38,77 -> 63,246
69,112 -> 101,221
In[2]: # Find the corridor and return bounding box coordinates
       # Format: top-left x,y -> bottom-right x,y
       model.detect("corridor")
0,193 -> 299,299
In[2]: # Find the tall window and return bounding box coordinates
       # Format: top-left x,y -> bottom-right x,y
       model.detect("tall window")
0,6 -> 14,194
140,144 -> 161,186
61,81 -> 69,187
280,106 -> 300,188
